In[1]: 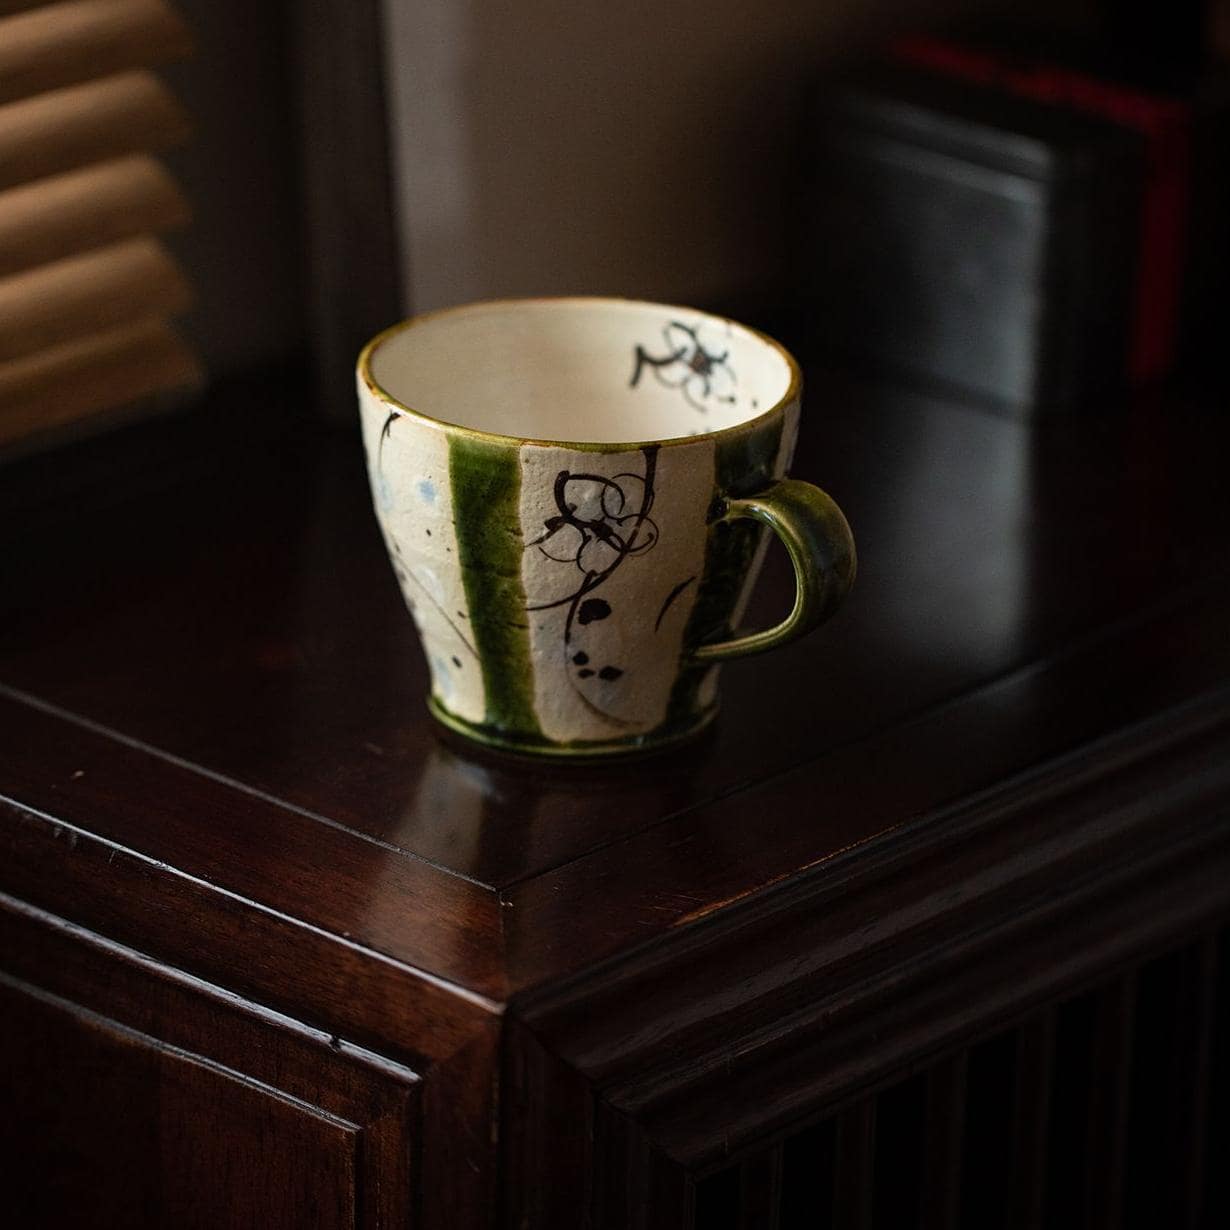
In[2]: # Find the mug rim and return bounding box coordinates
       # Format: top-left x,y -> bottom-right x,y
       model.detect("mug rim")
356,295 -> 803,452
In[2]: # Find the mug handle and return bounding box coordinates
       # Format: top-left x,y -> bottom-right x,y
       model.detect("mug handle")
691,479 -> 856,663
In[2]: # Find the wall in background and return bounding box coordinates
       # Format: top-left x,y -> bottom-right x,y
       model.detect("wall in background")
151,2 -> 1107,373
381,0 -> 1084,315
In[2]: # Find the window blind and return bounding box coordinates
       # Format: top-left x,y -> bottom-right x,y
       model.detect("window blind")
0,0 -> 199,452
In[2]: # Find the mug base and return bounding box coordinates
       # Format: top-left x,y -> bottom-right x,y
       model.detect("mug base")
427,695 -> 719,760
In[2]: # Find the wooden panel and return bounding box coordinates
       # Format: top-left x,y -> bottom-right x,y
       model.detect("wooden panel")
921,1056 -> 966,1228
502,1015 -> 595,1230
778,1121 -> 836,1228
871,1073 -> 927,1229
660,851 -> 1229,1174
670,927 -> 1229,1230
505,620 -> 1230,991
0,896 -> 420,1228
515,701 -> 1230,1084
960,1032 -> 1018,1229
1123,940 -> 1221,1230
1178,937 -> 1219,1229
1006,1015 -> 1054,1230
0,699 -> 507,1006
1,979 -> 358,1228
0,803 -> 498,1083
1204,935 -> 1230,1227
2,979 -> 159,1228
0,0 -> 191,106
2,362 -> 1230,1228
0,705 -> 504,1230
696,1167 -> 746,1230
504,719 -> 1230,1203
832,1102 -> 875,1230
737,1147 -> 783,1230
1084,977 -> 1136,1229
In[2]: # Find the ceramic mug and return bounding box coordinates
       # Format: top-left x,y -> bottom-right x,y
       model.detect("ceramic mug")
357,297 -> 855,757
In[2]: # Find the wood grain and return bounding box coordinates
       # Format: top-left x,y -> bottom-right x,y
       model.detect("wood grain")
0,893 -> 419,1228
504,604 -> 1230,992
504,705 -> 1230,1185
2,361 -> 1229,1226
2,371 -> 1228,894
0,694 -> 508,1009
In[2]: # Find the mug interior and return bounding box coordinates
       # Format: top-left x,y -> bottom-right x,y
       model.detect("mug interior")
363,298 -> 796,445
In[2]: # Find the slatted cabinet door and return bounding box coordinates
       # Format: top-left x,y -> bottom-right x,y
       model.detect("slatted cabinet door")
690,928 -> 1229,1230
0,895 -> 420,1230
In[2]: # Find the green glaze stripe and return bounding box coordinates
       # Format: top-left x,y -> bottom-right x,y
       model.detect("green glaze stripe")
448,437 -> 543,738
663,412 -> 786,729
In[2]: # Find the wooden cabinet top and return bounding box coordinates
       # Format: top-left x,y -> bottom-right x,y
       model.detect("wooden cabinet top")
6,366 -> 1230,1226
3,367 -> 1229,1012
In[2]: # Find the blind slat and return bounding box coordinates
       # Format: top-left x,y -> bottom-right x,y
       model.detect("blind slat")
0,1 -> 60,18
0,155 -> 189,279
0,236 -> 191,363
0,1 -> 197,452
0,319 -> 201,448
0,0 -> 191,107
0,70 -> 189,192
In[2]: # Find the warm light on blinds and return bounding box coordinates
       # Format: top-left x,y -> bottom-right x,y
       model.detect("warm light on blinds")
0,0 -> 199,452
0,155 -> 189,279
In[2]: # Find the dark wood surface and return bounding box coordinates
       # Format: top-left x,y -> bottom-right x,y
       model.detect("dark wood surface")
0,893 -> 418,1229
2,362 -> 1229,1227
3,370 -> 1227,900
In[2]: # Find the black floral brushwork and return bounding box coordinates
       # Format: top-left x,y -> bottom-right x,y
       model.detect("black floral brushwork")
377,410 -> 399,466
527,447 -> 659,641
388,532 -> 477,661
373,427 -> 477,667
630,320 -> 737,412
526,447 -> 670,725
654,575 -> 696,632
